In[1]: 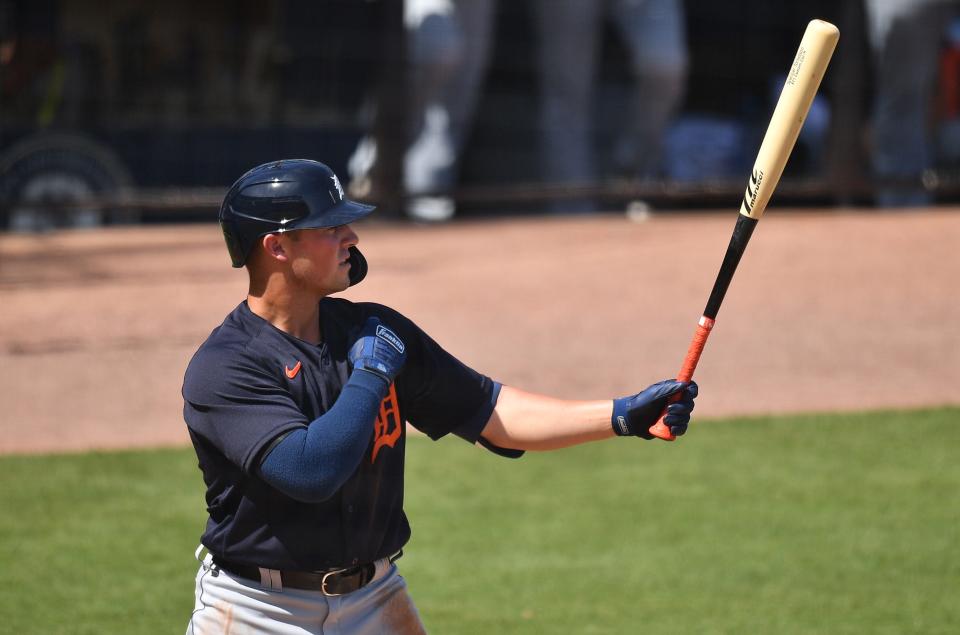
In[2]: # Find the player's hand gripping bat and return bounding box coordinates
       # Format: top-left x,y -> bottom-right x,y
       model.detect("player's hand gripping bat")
649,19 -> 840,441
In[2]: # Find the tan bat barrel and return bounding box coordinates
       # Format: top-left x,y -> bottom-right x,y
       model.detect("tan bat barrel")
739,19 -> 840,220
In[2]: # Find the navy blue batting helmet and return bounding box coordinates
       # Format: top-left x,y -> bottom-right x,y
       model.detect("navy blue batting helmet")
219,159 -> 374,284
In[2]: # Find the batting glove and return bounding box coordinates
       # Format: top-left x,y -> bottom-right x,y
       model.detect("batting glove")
348,317 -> 407,385
612,380 -> 698,439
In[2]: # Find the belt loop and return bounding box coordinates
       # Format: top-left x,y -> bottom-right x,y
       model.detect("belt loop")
373,549 -> 403,581
258,567 -> 283,591
195,545 -> 218,574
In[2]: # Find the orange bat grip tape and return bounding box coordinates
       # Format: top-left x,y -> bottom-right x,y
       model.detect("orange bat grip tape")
648,316 -> 715,441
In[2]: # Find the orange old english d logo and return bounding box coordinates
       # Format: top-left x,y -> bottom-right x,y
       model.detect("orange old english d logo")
371,383 -> 402,463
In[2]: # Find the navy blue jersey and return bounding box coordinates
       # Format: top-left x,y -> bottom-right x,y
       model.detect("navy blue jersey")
182,299 -> 497,570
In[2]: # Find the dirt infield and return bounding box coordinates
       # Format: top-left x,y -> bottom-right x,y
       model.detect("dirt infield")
2,209 -> 958,454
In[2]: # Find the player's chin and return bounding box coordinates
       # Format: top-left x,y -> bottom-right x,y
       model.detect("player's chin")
330,267 -> 352,292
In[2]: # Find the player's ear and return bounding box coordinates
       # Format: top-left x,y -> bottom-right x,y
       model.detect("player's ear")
261,233 -> 289,262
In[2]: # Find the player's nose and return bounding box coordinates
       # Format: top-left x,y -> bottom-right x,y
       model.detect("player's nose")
341,224 -> 359,247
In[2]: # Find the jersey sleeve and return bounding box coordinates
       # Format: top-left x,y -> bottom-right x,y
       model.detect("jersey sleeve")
364,305 -> 497,441
182,347 -> 308,474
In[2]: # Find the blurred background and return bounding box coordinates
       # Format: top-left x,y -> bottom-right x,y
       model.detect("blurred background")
2,0 -> 959,454
2,0 -> 959,228
2,5 -> 958,631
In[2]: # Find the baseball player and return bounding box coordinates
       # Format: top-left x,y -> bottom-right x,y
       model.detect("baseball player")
182,159 -> 698,634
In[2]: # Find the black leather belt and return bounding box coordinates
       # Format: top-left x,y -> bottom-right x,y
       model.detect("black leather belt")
212,550 -> 402,596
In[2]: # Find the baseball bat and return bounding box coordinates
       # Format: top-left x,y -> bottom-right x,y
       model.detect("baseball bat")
649,19 -> 839,441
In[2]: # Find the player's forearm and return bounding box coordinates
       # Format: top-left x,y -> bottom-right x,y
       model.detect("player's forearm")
479,385 -> 614,451
258,370 -> 389,502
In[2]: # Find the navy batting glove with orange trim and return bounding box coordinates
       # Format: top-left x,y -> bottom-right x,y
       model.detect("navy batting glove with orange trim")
612,380 -> 698,439
348,317 -> 407,385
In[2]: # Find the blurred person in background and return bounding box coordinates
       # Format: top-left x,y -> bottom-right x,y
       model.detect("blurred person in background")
347,0 -> 497,222
531,0 -> 688,212
865,0 -> 959,207
348,0 -> 687,220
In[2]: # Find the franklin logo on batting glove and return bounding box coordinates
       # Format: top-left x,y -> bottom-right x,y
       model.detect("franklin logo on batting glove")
348,317 -> 408,385
376,325 -> 405,354
615,415 -> 629,436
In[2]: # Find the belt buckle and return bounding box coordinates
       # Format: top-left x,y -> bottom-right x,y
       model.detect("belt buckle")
320,568 -> 348,596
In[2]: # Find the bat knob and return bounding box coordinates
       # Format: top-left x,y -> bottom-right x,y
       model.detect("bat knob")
648,420 -> 676,442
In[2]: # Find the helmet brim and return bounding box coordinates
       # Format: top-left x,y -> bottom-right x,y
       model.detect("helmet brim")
294,198 -> 375,230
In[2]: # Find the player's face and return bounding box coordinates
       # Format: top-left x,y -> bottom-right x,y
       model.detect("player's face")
282,224 -> 359,295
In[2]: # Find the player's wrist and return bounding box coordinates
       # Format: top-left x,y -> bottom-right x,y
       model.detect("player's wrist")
611,398 -> 630,436
611,397 -> 655,439
349,364 -> 393,395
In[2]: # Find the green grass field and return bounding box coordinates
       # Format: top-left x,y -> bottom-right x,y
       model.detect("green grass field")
1,408 -> 957,634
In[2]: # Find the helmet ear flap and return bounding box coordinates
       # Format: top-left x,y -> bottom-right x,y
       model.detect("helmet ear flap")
347,246 -> 368,286
220,220 -> 249,268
